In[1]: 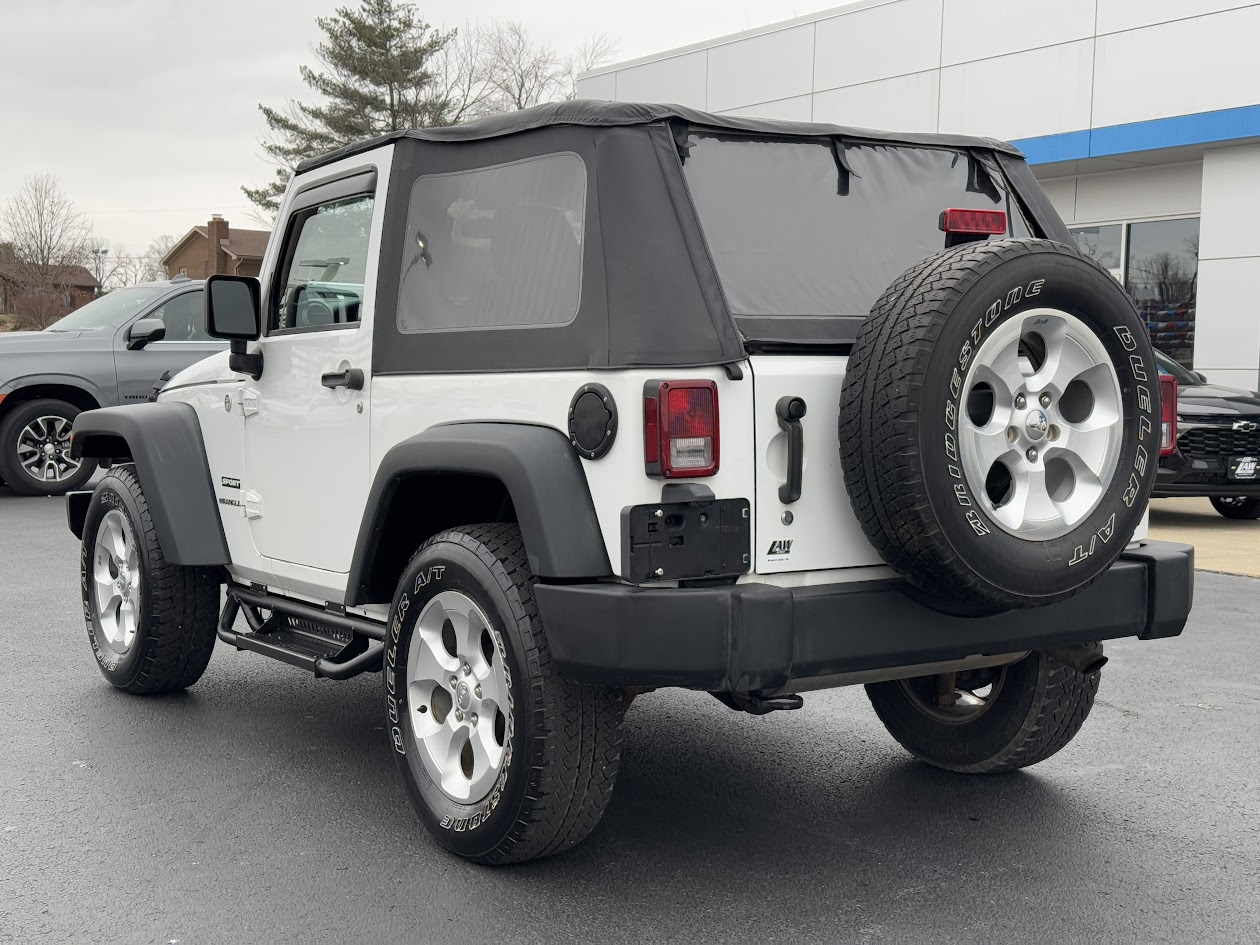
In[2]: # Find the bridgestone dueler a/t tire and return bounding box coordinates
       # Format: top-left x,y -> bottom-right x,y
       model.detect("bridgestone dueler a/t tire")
866,651 -> 1100,773
81,466 -> 220,694
384,524 -> 625,864
839,239 -> 1158,611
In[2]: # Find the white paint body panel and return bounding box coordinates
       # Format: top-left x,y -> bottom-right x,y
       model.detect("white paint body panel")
749,355 -> 882,574
371,367 -> 756,580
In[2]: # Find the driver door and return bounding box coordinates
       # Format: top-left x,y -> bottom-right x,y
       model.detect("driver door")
241,168 -> 381,577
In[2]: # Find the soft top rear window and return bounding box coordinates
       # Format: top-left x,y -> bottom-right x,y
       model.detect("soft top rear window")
682,134 -> 1030,344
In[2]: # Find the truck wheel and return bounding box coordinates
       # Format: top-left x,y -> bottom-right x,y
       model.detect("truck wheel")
0,398 -> 98,496
1209,496 -> 1260,520
840,239 -> 1158,612
80,466 -> 220,694
384,523 -> 625,864
865,651 -> 1098,773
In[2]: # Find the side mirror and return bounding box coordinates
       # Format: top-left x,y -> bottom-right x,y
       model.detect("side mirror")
205,274 -> 263,379
1194,371 -> 1208,384
206,274 -> 261,340
126,318 -> 166,350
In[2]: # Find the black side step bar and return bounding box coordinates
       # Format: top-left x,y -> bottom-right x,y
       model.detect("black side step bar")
217,584 -> 386,681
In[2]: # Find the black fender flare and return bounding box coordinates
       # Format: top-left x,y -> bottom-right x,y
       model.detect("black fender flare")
346,422 -> 612,606
68,403 -> 230,567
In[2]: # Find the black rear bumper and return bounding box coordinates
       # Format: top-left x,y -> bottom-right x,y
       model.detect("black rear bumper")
534,541 -> 1194,692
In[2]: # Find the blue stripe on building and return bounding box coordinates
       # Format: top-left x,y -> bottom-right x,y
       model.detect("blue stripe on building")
1011,104 -> 1260,165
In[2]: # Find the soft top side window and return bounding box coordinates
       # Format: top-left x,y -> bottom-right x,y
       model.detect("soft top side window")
396,151 -> 586,333
271,192 -> 375,334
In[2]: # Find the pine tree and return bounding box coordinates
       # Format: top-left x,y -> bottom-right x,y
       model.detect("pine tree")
244,0 -> 453,218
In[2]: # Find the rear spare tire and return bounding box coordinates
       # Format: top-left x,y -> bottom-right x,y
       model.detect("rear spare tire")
839,239 -> 1158,611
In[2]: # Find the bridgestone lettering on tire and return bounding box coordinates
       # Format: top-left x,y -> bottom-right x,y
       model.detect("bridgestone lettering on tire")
839,239 -> 1158,611
384,524 -> 625,864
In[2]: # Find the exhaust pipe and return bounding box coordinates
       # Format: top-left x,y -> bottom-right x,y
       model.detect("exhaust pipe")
1044,643 -> 1107,675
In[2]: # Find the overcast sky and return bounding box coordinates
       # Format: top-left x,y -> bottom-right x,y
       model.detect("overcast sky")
0,0 -> 839,255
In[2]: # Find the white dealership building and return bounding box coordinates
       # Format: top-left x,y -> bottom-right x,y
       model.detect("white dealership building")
579,0 -> 1260,389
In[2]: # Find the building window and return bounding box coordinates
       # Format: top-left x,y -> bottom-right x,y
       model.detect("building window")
1070,216 -> 1200,370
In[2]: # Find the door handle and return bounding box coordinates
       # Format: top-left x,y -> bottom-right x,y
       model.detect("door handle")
321,367 -> 364,391
776,396 -> 807,504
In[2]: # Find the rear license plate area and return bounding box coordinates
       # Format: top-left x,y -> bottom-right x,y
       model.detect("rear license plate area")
621,498 -> 750,583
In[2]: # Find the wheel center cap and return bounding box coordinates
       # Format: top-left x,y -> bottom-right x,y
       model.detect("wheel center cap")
1025,408 -> 1049,441
43,443 -> 56,456
456,682 -> 471,712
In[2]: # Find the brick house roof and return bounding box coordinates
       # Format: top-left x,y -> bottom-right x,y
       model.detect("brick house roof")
163,223 -> 271,266
0,263 -> 100,289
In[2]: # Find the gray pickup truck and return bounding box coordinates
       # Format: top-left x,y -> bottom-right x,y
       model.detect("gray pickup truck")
0,276 -> 223,495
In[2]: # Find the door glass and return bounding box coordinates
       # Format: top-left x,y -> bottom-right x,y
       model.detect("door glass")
1070,224 -> 1123,283
149,290 -> 210,341
274,195 -> 374,331
1126,217 -> 1199,369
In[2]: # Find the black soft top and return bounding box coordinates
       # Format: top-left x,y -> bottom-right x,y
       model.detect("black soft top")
297,99 -> 1024,173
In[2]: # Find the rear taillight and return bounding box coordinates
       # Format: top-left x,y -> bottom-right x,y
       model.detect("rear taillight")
939,208 -> 1007,236
643,380 -> 719,478
1159,374 -> 1178,457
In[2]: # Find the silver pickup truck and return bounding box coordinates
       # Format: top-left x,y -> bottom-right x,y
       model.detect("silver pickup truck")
0,276 -> 224,495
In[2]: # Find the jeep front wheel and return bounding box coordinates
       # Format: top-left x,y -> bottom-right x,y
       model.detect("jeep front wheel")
81,466 -> 220,693
865,651 -> 1099,773
0,398 -> 98,496
385,524 -> 625,864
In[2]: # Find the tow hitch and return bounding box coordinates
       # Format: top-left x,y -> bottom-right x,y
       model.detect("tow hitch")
712,691 -> 805,715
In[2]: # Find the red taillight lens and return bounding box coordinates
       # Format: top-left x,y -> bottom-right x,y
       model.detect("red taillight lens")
939,208 -> 1007,235
644,380 -> 719,478
1159,373 -> 1178,457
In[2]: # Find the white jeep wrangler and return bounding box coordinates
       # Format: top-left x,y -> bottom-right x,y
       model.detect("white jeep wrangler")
66,101 -> 1193,865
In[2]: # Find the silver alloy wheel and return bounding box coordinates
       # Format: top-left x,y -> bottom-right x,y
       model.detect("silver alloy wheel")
898,667 -> 1008,725
16,415 -> 81,483
406,591 -> 511,804
92,509 -> 142,655
959,308 -> 1123,540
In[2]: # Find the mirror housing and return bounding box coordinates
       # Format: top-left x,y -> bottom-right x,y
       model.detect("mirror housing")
126,318 -> 166,350
205,274 -> 263,379
1194,371 -> 1208,384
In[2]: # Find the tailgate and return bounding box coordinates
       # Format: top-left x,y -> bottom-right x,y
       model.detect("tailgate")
750,355 -> 882,573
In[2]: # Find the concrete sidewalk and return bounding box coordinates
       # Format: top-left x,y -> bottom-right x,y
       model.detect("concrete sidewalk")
1148,497 -> 1260,577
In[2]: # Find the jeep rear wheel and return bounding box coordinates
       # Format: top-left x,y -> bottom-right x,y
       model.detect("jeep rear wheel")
385,524 -> 625,864
839,239 -> 1158,611
0,398 -> 98,496
866,650 -> 1099,773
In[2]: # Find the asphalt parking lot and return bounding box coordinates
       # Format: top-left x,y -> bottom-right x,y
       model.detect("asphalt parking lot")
2,488 -> 1258,945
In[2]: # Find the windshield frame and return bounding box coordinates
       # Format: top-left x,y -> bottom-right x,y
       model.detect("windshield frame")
43,285 -> 166,333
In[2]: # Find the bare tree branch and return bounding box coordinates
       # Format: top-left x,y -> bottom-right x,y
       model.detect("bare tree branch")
0,173 -> 94,329
564,33 -> 617,99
